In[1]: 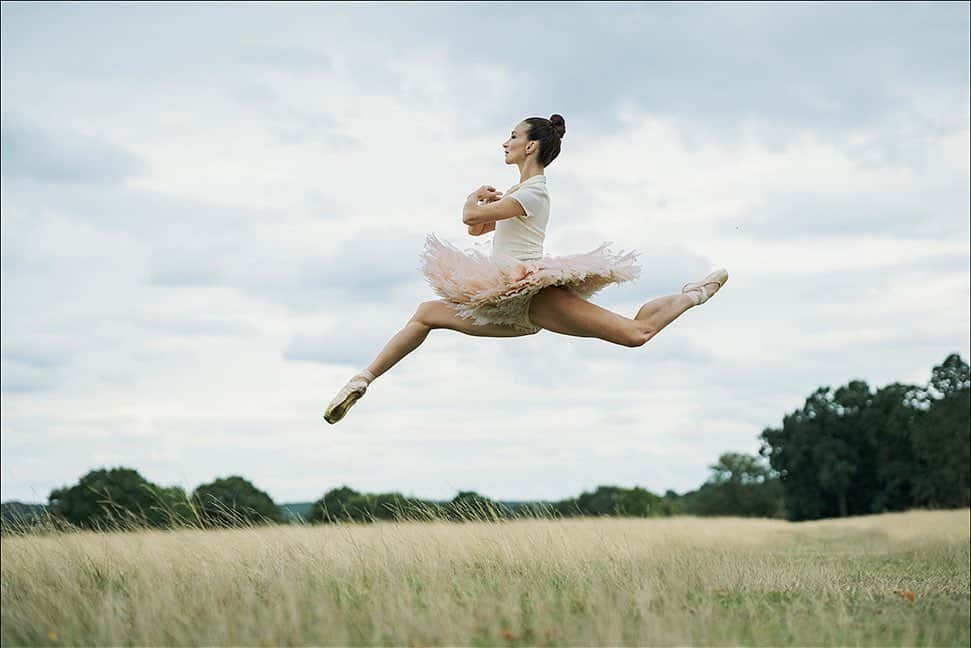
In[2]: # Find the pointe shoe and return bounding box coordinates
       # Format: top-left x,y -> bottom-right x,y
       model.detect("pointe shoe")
682,268 -> 729,305
323,370 -> 375,424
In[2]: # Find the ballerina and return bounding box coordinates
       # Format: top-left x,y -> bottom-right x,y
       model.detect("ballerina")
324,114 -> 727,424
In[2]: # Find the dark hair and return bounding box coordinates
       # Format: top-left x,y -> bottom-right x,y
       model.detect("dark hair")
525,114 -> 566,167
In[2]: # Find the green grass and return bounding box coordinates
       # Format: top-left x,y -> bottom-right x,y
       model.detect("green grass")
2,510 -> 968,646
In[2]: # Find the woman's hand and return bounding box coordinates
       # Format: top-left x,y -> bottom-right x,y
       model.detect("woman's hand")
470,185 -> 503,203
463,185 -> 503,228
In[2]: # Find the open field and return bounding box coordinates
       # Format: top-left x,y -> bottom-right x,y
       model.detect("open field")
2,509 -> 968,646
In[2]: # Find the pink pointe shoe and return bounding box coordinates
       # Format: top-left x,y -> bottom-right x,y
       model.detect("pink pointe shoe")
682,268 -> 729,306
323,370 -> 375,424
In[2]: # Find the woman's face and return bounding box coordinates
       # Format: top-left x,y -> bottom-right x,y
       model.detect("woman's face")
502,122 -> 534,165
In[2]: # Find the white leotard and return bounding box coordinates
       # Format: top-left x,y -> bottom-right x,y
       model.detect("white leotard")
491,174 -> 550,261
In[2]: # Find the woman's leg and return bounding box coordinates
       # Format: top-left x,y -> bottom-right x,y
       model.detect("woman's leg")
527,286 -> 696,347
357,283 -> 709,383
633,293 -> 697,338
363,300 -> 535,380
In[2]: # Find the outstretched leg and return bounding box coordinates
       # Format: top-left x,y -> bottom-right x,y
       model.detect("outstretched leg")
633,293 -> 697,338
527,286 -> 708,347
363,300 -> 535,381
325,300 -> 535,423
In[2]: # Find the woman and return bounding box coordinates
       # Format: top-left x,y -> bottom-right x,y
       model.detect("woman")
324,114 -> 727,424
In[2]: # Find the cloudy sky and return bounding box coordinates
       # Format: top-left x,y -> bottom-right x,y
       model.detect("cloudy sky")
2,2 -> 968,506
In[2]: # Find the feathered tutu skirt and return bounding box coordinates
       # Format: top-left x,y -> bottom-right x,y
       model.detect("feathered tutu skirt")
418,233 -> 642,334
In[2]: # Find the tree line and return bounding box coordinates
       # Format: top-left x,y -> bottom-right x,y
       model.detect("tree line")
759,352 -> 969,520
2,353 -> 967,532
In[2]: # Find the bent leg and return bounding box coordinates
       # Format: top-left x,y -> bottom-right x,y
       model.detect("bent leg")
364,300 -> 535,380
527,286 -> 649,347
527,286 -> 695,347
633,293 -> 696,340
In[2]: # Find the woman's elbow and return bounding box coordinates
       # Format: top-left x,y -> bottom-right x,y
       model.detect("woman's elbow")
468,222 -> 495,236
462,212 -> 482,226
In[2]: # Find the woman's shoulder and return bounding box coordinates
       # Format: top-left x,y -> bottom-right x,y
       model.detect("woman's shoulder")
513,179 -> 550,194
525,182 -> 550,199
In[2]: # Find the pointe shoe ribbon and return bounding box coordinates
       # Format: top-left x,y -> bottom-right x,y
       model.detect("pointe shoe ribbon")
682,268 -> 729,305
324,370 -> 375,424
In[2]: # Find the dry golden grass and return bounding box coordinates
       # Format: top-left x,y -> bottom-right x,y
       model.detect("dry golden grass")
2,509 -> 968,646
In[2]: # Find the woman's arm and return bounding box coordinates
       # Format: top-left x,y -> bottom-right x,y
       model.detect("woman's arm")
468,221 -> 496,236
465,186 -> 502,234
462,186 -> 525,226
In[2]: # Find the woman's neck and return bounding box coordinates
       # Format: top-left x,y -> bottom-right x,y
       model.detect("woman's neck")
518,161 -> 545,183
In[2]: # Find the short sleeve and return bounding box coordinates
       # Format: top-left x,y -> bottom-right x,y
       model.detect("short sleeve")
509,184 -> 550,220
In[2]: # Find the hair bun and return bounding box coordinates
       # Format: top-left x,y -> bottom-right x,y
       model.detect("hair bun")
549,114 -> 566,139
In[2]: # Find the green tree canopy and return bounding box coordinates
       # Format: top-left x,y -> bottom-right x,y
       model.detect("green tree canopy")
572,485 -> 662,517
307,486 -> 439,523
760,353 -> 970,520
307,486 -> 369,523
47,467 -> 191,530
190,476 -> 283,527
912,353 -> 971,507
688,453 -> 785,518
442,491 -> 508,522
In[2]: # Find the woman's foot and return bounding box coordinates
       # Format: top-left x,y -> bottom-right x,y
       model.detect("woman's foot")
682,268 -> 728,306
323,370 -> 375,424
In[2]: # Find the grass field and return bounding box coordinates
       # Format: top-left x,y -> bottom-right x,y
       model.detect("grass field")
2,509 -> 968,646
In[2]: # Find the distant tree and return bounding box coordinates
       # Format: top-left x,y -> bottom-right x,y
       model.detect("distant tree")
308,486 -> 363,523
47,467 -> 190,530
658,490 -> 686,516
307,487 -> 439,523
617,487 -> 663,517
761,353 -> 970,520
928,352 -> 970,397
690,453 -> 785,518
576,485 -> 627,516
867,382 -> 923,512
552,497 -> 580,517
370,492 -> 438,522
442,491 -> 508,522
761,380 -> 891,519
190,476 -> 283,527
762,382 -> 884,520
825,381 -> 873,517
761,388 -> 828,521
155,485 -> 195,526
572,485 -> 663,517
911,354 -> 971,508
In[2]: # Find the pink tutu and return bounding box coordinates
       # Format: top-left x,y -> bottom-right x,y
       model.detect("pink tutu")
418,233 -> 642,334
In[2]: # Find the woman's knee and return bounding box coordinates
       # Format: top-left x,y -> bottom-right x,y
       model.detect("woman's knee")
411,301 -> 439,327
627,328 -> 652,347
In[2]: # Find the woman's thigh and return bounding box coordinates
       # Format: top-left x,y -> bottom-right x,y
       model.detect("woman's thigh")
527,286 -> 645,347
415,300 -> 536,338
